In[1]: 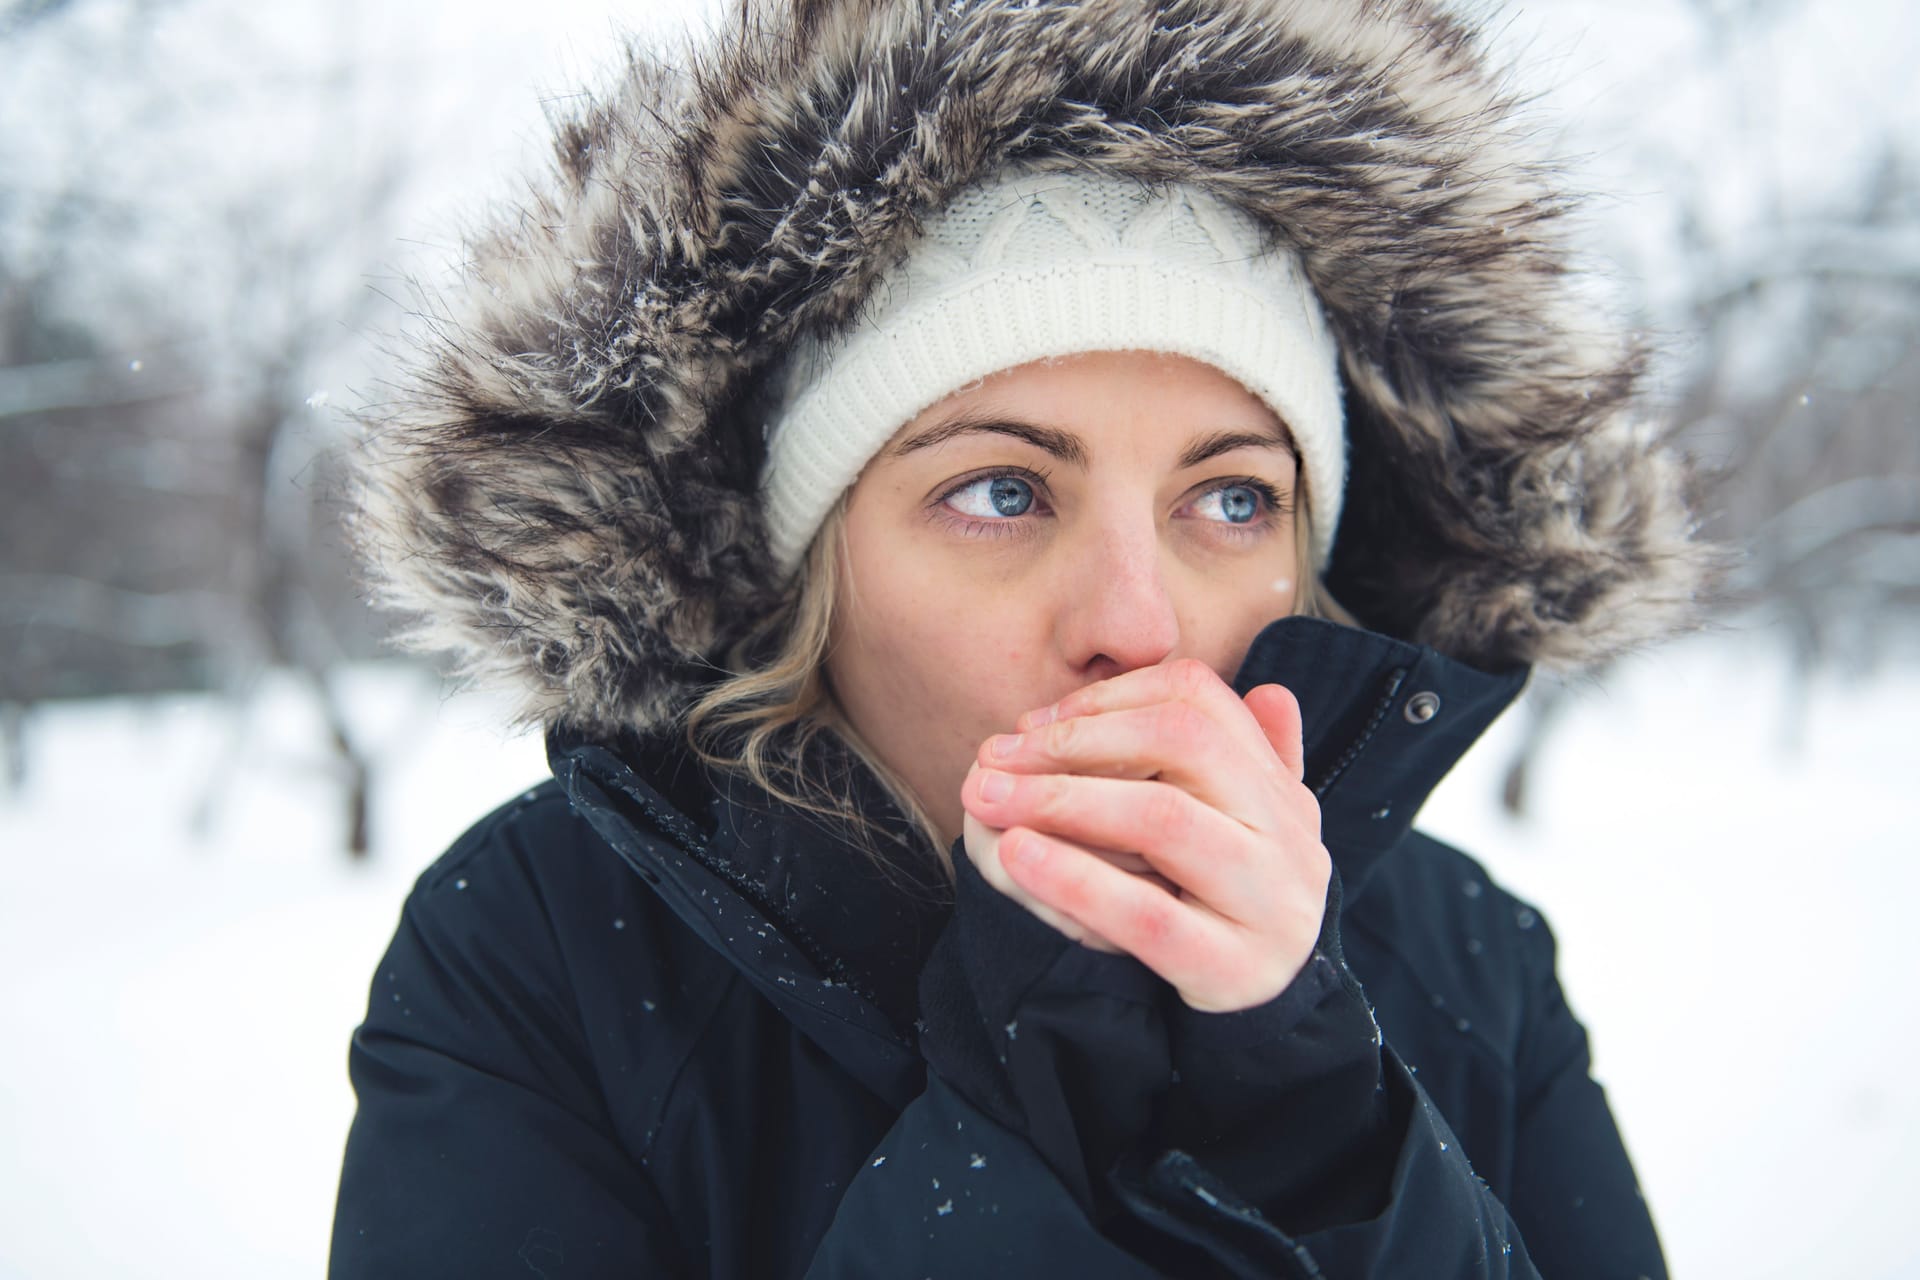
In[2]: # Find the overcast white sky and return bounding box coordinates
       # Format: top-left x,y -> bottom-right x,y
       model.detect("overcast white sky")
4,0 -> 1914,379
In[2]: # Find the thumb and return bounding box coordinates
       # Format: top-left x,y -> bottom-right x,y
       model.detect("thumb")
1243,683 -> 1305,782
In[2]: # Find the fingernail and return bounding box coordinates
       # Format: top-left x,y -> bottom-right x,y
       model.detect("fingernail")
1025,704 -> 1057,728
978,769 -> 1013,802
1007,830 -> 1045,866
989,733 -> 1024,759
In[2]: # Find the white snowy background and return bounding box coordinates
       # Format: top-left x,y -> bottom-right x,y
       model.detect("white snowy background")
3,0 -> 1918,1277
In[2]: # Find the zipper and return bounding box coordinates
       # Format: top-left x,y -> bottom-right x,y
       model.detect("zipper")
1307,666 -> 1408,798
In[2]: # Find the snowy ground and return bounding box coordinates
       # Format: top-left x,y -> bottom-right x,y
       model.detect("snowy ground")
1,634 -> 1916,1278
0,668 -> 550,1280
1420,639 -> 1920,1280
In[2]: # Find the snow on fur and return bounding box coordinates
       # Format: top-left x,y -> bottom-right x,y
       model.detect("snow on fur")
352,0 -> 1721,735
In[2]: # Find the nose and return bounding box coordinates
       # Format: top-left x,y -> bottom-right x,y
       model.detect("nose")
1053,517 -> 1180,681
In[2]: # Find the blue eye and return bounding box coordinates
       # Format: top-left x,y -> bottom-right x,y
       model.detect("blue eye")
947,475 -> 1035,518
1196,483 -> 1263,525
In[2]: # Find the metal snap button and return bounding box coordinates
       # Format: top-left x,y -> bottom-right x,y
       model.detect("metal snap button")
1404,691 -> 1441,724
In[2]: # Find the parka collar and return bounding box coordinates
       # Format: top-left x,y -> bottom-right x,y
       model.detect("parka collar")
548,721 -> 945,1107
1231,617 -> 1528,899
547,615 -> 1524,1102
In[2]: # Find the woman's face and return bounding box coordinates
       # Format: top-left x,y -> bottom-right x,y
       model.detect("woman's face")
825,349 -> 1304,847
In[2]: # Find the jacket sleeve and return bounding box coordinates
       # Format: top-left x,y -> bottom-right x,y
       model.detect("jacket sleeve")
801,852 -> 1402,1277
1143,884 -> 1667,1279
1143,953 -> 1538,1277
811,849 -> 1576,1279
328,802 -> 688,1279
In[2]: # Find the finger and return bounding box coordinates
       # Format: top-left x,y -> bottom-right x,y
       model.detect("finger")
963,808 -> 1119,949
962,768 -> 1281,922
998,825 -> 1247,998
1243,683 -> 1306,782
1090,849 -> 1179,897
1018,658 -> 1273,765
981,700 -> 1283,826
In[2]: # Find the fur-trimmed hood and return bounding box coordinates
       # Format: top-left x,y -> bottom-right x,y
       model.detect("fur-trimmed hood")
352,0 -> 1717,736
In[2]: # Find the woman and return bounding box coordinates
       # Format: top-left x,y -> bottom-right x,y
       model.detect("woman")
332,1 -> 1714,1276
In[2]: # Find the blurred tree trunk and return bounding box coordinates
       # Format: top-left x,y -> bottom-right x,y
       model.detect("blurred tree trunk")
1496,3 -> 1920,816
1,0 -> 415,855
1,702 -> 25,796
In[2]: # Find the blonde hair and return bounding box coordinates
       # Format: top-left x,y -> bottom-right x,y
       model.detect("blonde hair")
685,486 -> 1352,885
685,497 -> 948,885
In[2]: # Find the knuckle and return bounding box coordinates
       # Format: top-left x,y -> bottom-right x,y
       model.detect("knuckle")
1120,896 -> 1177,951
1168,657 -> 1215,698
1033,773 -> 1072,818
1142,783 -> 1193,844
1051,860 -> 1097,915
1152,699 -> 1209,749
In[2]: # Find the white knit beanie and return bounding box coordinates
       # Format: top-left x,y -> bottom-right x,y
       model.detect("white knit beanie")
759,165 -> 1346,575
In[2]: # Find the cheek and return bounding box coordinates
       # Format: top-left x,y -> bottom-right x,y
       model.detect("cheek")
839,549 -> 1034,710
829,520 -> 1064,808
1264,572 -> 1299,614
1173,549 -> 1302,674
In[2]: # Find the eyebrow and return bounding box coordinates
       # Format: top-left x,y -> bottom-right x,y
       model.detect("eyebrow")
887,414 -> 1296,470
887,414 -> 1089,466
1176,427 -> 1297,470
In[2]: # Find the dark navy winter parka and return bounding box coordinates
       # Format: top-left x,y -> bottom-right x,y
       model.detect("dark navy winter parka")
329,617 -> 1667,1278
331,0 -> 1712,1271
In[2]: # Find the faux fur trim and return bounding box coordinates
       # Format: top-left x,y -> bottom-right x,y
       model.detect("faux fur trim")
352,0 -> 1721,735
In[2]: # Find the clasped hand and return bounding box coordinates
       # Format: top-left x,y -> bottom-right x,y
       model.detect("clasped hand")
960,659 -> 1329,1015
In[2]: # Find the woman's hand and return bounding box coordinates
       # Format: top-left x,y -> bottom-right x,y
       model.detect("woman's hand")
959,659 -> 1328,1014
